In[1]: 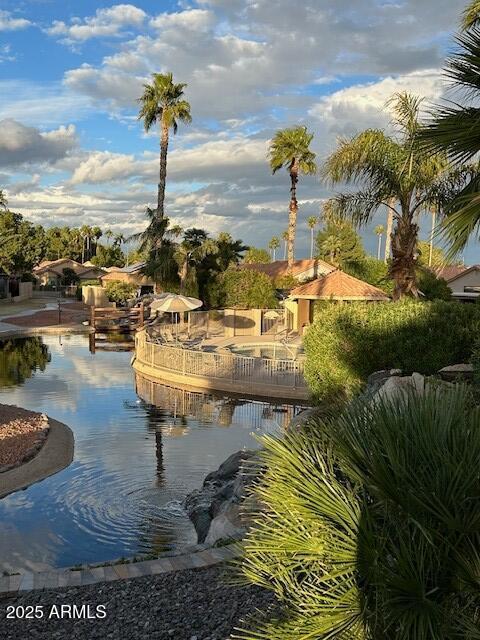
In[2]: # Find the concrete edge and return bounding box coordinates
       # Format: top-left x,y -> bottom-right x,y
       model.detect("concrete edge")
133,357 -> 310,402
0,418 -> 74,500
0,544 -> 243,596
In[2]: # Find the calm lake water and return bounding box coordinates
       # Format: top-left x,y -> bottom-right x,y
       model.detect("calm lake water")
0,333 -> 303,572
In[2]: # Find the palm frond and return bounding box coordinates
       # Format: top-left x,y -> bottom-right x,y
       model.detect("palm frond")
462,1 -> 480,30
269,126 -> 317,175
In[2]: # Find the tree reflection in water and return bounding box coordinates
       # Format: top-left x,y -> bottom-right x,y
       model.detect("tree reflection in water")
0,337 -> 50,387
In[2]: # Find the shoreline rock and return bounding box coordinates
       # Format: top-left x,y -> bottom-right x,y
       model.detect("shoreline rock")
184,449 -> 259,545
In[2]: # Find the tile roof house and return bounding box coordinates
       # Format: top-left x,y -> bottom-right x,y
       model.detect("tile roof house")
33,258 -> 106,286
240,259 -> 335,283
99,262 -> 160,295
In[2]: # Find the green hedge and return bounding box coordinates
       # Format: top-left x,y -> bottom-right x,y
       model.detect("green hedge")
304,300 -> 480,401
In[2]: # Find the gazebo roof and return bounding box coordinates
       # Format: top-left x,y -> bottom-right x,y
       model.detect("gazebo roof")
290,270 -> 390,301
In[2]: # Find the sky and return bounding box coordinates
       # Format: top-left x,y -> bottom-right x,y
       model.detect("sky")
0,0 -> 479,262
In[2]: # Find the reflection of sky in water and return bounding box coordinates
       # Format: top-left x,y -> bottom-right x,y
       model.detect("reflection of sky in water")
0,334 -> 304,572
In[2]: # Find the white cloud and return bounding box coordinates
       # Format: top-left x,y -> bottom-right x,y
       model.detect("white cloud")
0,120 -> 77,168
70,151 -> 142,185
150,9 -> 215,32
47,4 -> 146,42
309,69 -> 445,140
0,10 -> 31,32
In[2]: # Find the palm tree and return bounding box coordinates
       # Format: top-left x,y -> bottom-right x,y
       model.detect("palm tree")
138,72 -> 192,220
0,190 -> 7,210
323,92 -> 467,299
463,0 -> 480,28
129,207 -> 178,285
374,224 -> 385,260
237,385 -> 480,639
269,127 -> 317,267
420,26 -> 480,255
104,229 -> 114,245
175,237 -> 217,294
268,236 -> 280,261
384,200 -> 394,263
281,230 -> 289,260
306,216 -> 318,259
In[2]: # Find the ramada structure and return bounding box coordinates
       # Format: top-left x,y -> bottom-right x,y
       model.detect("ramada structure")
242,259 -> 390,334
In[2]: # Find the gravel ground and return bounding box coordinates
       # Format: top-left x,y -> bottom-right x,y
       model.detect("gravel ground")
0,405 -> 48,470
0,565 -> 277,640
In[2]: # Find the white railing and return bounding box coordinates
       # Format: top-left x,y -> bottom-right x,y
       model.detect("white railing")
135,331 -> 306,391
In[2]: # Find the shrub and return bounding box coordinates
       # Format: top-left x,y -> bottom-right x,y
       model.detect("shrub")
104,281 -> 137,304
416,268 -> 452,301
304,299 -> 480,401
209,268 -> 277,309
236,386 -> 480,639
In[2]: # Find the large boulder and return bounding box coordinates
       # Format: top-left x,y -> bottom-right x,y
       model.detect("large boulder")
203,449 -> 256,484
374,372 -> 425,403
205,503 -> 245,546
438,364 -> 474,381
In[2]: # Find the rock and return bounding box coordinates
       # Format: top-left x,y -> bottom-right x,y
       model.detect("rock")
367,369 -> 403,390
203,449 -> 256,484
205,503 -> 245,546
375,373 -> 425,402
438,364 -> 474,381
188,506 -> 212,544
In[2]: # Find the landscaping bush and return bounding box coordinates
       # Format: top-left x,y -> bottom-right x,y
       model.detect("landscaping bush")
237,386 -> 480,639
304,299 -> 480,401
104,281 -> 137,304
207,268 -> 277,309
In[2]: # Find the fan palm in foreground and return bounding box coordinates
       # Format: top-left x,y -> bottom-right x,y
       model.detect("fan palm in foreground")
420,27 -> 480,255
323,93 -> 469,299
235,385 -> 480,639
269,127 -> 317,267
138,72 -> 191,220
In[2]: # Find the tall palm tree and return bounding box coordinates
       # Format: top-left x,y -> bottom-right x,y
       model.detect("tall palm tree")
323,92 -> 467,299
0,190 -> 7,210
421,26 -> 480,255
374,224 -> 385,260
384,200 -> 394,263
281,230 -> 289,260
129,207 -> 178,285
268,236 -> 280,261
138,72 -> 192,220
307,216 -> 318,259
269,127 -> 317,267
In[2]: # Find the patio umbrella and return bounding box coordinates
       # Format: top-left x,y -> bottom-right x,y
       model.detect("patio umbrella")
149,294 -> 203,339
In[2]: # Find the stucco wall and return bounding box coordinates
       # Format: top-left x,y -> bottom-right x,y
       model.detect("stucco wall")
449,270 -> 480,294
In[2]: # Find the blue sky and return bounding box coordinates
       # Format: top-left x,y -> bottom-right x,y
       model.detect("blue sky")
1,0 -> 479,263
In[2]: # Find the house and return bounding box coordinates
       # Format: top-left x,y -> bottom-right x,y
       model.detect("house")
285,269 -> 390,334
440,265 -> 480,302
240,259 -> 335,283
99,262 -> 160,296
33,259 -> 106,286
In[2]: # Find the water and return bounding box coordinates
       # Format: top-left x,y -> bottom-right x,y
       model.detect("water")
0,334 -> 304,572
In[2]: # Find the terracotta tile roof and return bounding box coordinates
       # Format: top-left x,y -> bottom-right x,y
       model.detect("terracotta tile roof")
432,265 -> 468,282
240,259 -> 335,280
439,264 -> 480,283
290,270 -> 390,301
